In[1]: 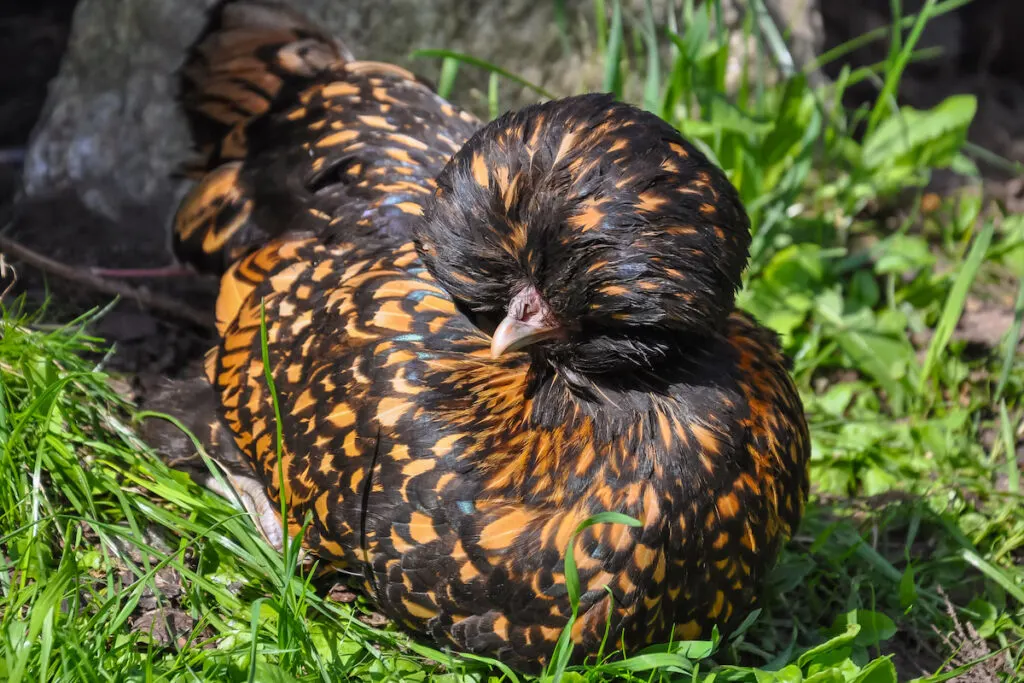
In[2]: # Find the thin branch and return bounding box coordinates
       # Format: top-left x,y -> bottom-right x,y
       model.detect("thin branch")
0,233 -> 215,330
0,250 -> 15,301
0,147 -> 26,165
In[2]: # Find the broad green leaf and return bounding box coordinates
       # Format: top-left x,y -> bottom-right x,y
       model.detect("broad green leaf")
797,623 -> 860,667
874,235 -> 935,275
853,658 -> 897,683
833,610 -> 897,647
755,664 -> 804,683
862,95 -> 977,170
591,652 -> 697,674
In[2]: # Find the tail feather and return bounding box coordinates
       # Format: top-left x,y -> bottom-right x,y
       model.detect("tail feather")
179,0 -> 350,172
173,0 -> 348,273
172,161 -> 260,273
171,0 -> 479,279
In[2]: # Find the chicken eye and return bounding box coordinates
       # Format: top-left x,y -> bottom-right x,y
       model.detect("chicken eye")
474,311 -> 502,336
452,298 -> 501,336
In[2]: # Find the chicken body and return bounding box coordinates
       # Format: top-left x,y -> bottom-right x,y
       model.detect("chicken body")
160,0 -> 810,671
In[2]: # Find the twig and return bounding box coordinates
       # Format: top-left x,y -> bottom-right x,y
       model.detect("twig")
0,233 -> 214,330
0,147 -> 26,165
0,250 -> 15,302
91,265 -> 196,279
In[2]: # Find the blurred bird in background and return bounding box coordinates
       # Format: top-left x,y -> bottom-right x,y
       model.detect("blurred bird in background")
143,0 -> 810,671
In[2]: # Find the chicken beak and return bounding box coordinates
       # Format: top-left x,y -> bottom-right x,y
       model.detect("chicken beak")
490,316 -> 562,358
490,285 -> 563,358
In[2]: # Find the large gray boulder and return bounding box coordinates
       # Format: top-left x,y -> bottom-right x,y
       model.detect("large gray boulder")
23,0 -> 218,222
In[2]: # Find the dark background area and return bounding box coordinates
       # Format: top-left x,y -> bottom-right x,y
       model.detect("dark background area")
0,0 -> 77,199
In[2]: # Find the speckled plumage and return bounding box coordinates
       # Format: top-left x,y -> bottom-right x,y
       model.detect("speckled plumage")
157,0 -> 810,672
173,0 -> 478,272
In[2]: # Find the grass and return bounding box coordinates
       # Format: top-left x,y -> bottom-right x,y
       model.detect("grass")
2,0 -> 1023,680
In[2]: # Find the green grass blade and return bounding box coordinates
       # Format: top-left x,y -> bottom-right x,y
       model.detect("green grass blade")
749,0 -> 794,78
411,49 -> 555,99
918,220 -> 995,392
436,57 -> 460,100
866,0 -> 937,135
640,0 -> 661,113
602,0 -> 624,96
998,401 -> 1020,495
995,275 -> 1024,401
488,72 -> 500,120
259,300 -> 290,580
545,511 -> 640,681
960,549 -> 1024,606
593,0 -> 608,55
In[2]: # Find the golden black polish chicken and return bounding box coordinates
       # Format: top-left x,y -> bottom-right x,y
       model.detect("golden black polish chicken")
142,0 -> 810,671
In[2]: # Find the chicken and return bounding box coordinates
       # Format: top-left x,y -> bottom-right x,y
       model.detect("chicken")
146,0 -> 810,672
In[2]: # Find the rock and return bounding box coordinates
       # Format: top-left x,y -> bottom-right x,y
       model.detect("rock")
954,297 -> 1020,349
23,0 -> 217,222
326,582 -> 358,603
130,607 -> 196,648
